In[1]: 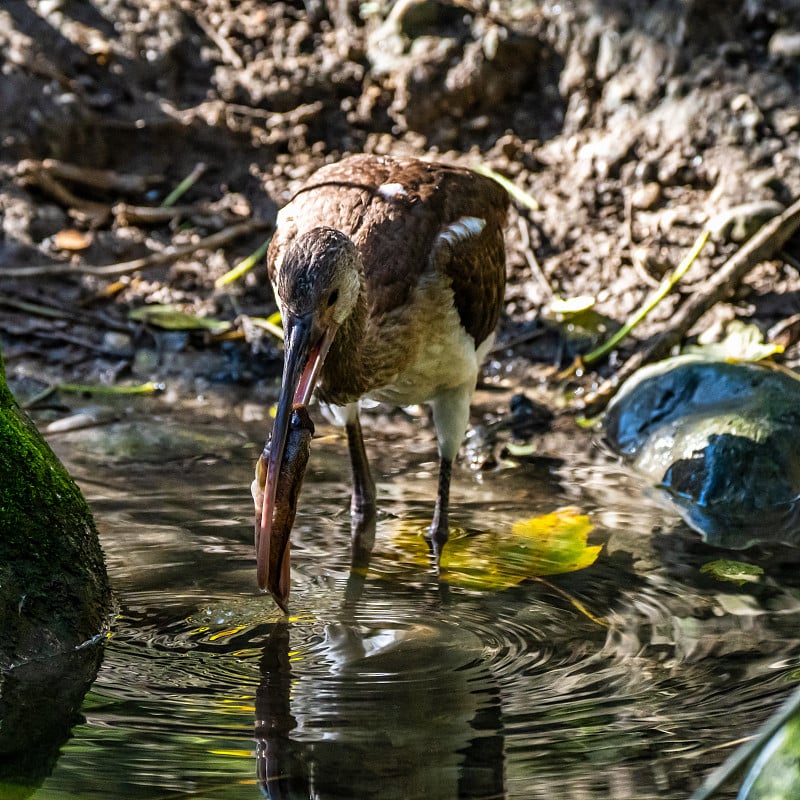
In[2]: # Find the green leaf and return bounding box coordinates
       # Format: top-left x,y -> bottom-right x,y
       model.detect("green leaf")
129,304 -> 231,333
700,559 -> 764,586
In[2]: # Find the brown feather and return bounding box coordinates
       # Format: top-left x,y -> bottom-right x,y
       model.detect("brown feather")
267,154 -> 509,405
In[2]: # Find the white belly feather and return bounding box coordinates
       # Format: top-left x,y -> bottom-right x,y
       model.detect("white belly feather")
367,273 -> 494,407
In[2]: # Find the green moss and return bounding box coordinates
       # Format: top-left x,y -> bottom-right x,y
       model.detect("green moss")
0,352 -> 111,666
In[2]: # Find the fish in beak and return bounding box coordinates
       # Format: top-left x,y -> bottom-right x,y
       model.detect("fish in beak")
254,312 -> 338,609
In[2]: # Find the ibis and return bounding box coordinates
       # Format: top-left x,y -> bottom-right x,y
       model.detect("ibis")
255,153 -> 508,608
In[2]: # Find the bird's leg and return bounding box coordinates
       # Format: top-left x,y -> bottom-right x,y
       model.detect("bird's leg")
428,384 -> 473,562
429,456 -> 452,558
345,413 -> 376,523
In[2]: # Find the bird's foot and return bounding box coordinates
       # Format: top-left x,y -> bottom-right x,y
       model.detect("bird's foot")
426,518 -> 449,566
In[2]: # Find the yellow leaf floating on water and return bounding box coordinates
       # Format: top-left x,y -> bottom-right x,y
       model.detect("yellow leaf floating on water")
392,507 -> 601,592
508,507 -> 601,575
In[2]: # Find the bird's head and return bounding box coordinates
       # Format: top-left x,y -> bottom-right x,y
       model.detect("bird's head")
256,227 -> 360,605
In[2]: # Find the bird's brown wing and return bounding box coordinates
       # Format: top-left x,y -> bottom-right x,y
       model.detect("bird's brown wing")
268,154 -> 509,345
423,169 -> 509,346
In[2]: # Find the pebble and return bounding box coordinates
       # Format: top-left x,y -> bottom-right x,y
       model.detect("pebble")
772,107 -> 800,136
46,406 -> 118,434
631,182 -> 661,210
102,331 -> 132,353
768,30 -> 800,59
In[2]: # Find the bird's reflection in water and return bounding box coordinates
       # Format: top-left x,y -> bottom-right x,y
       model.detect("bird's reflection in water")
255,623 -> 505,800
254,518 -> 505,800
255,622 -> 296,800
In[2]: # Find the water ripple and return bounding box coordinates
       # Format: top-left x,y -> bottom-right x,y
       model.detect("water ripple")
28,412 -> 800,800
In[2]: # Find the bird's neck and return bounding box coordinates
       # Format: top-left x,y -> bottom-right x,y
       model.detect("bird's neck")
318,278 -> 371,405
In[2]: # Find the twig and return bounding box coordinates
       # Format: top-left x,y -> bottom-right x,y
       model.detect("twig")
185,5 -> 244,69
159,99 -> 323,129
533,577 -> 608,628
0,296 -> 77,320
582,227 -> 711,366
112,202 -> 211,226
1,220 -> 271,278
581,196 -> 800,415
19,166 -> 110,223
19,159 -> 161,194
161,163 -> 206,207
472,163 -> 540,212
517,216 -> 554,300
215,238 -> 272,288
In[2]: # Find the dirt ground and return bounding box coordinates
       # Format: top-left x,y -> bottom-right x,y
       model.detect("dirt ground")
2,0 -> 800,413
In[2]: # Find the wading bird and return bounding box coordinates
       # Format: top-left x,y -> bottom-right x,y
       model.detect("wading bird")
255,153 -> 508,609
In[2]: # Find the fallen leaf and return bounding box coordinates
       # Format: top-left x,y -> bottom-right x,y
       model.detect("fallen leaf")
391,507 -> 601,591
129,304 -> 231,333
549,295 -> 596,316
54,228 -> 92,251
684,320 -> 783,362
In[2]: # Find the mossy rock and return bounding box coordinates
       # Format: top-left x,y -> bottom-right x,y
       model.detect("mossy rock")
0,353 -> 111,667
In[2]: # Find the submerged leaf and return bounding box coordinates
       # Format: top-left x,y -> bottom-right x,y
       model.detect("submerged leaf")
392,507 -> 601,591
129,304 -> 231,333
700,559 -> 764,586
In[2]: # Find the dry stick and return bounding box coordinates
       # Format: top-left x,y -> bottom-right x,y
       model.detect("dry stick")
160,98 -> 323,128
20,167 -> 110,220
21,159 -> 161,194
112,202 -> 211,225
582,227 -> 711,366
189,8 -> 244,69
581,196 -> 800,416
2,220 -> 271,278
517,216 -> 554,300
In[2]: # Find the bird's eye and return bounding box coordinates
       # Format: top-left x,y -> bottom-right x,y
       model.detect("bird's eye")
327,289 -> 339,307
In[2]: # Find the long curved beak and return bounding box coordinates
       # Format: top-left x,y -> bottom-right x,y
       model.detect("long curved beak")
256,311 -> 337,606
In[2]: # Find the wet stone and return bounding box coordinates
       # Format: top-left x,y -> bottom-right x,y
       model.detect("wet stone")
768,29 -> 800,59
603,357 -> 800,548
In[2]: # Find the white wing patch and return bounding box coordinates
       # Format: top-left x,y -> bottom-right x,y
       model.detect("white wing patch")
377,182 -> 407,200
436,216 -> 486,248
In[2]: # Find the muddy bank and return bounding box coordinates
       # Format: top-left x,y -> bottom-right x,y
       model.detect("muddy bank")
1,0 -> 799,408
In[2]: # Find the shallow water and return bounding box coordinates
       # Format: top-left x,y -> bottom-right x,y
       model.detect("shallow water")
18,400 -> 800,799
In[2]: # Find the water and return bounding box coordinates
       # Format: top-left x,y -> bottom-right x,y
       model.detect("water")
16,399 -> 800,799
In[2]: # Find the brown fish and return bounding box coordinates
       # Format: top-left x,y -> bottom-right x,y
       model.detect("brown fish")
253,405 -> 314,610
